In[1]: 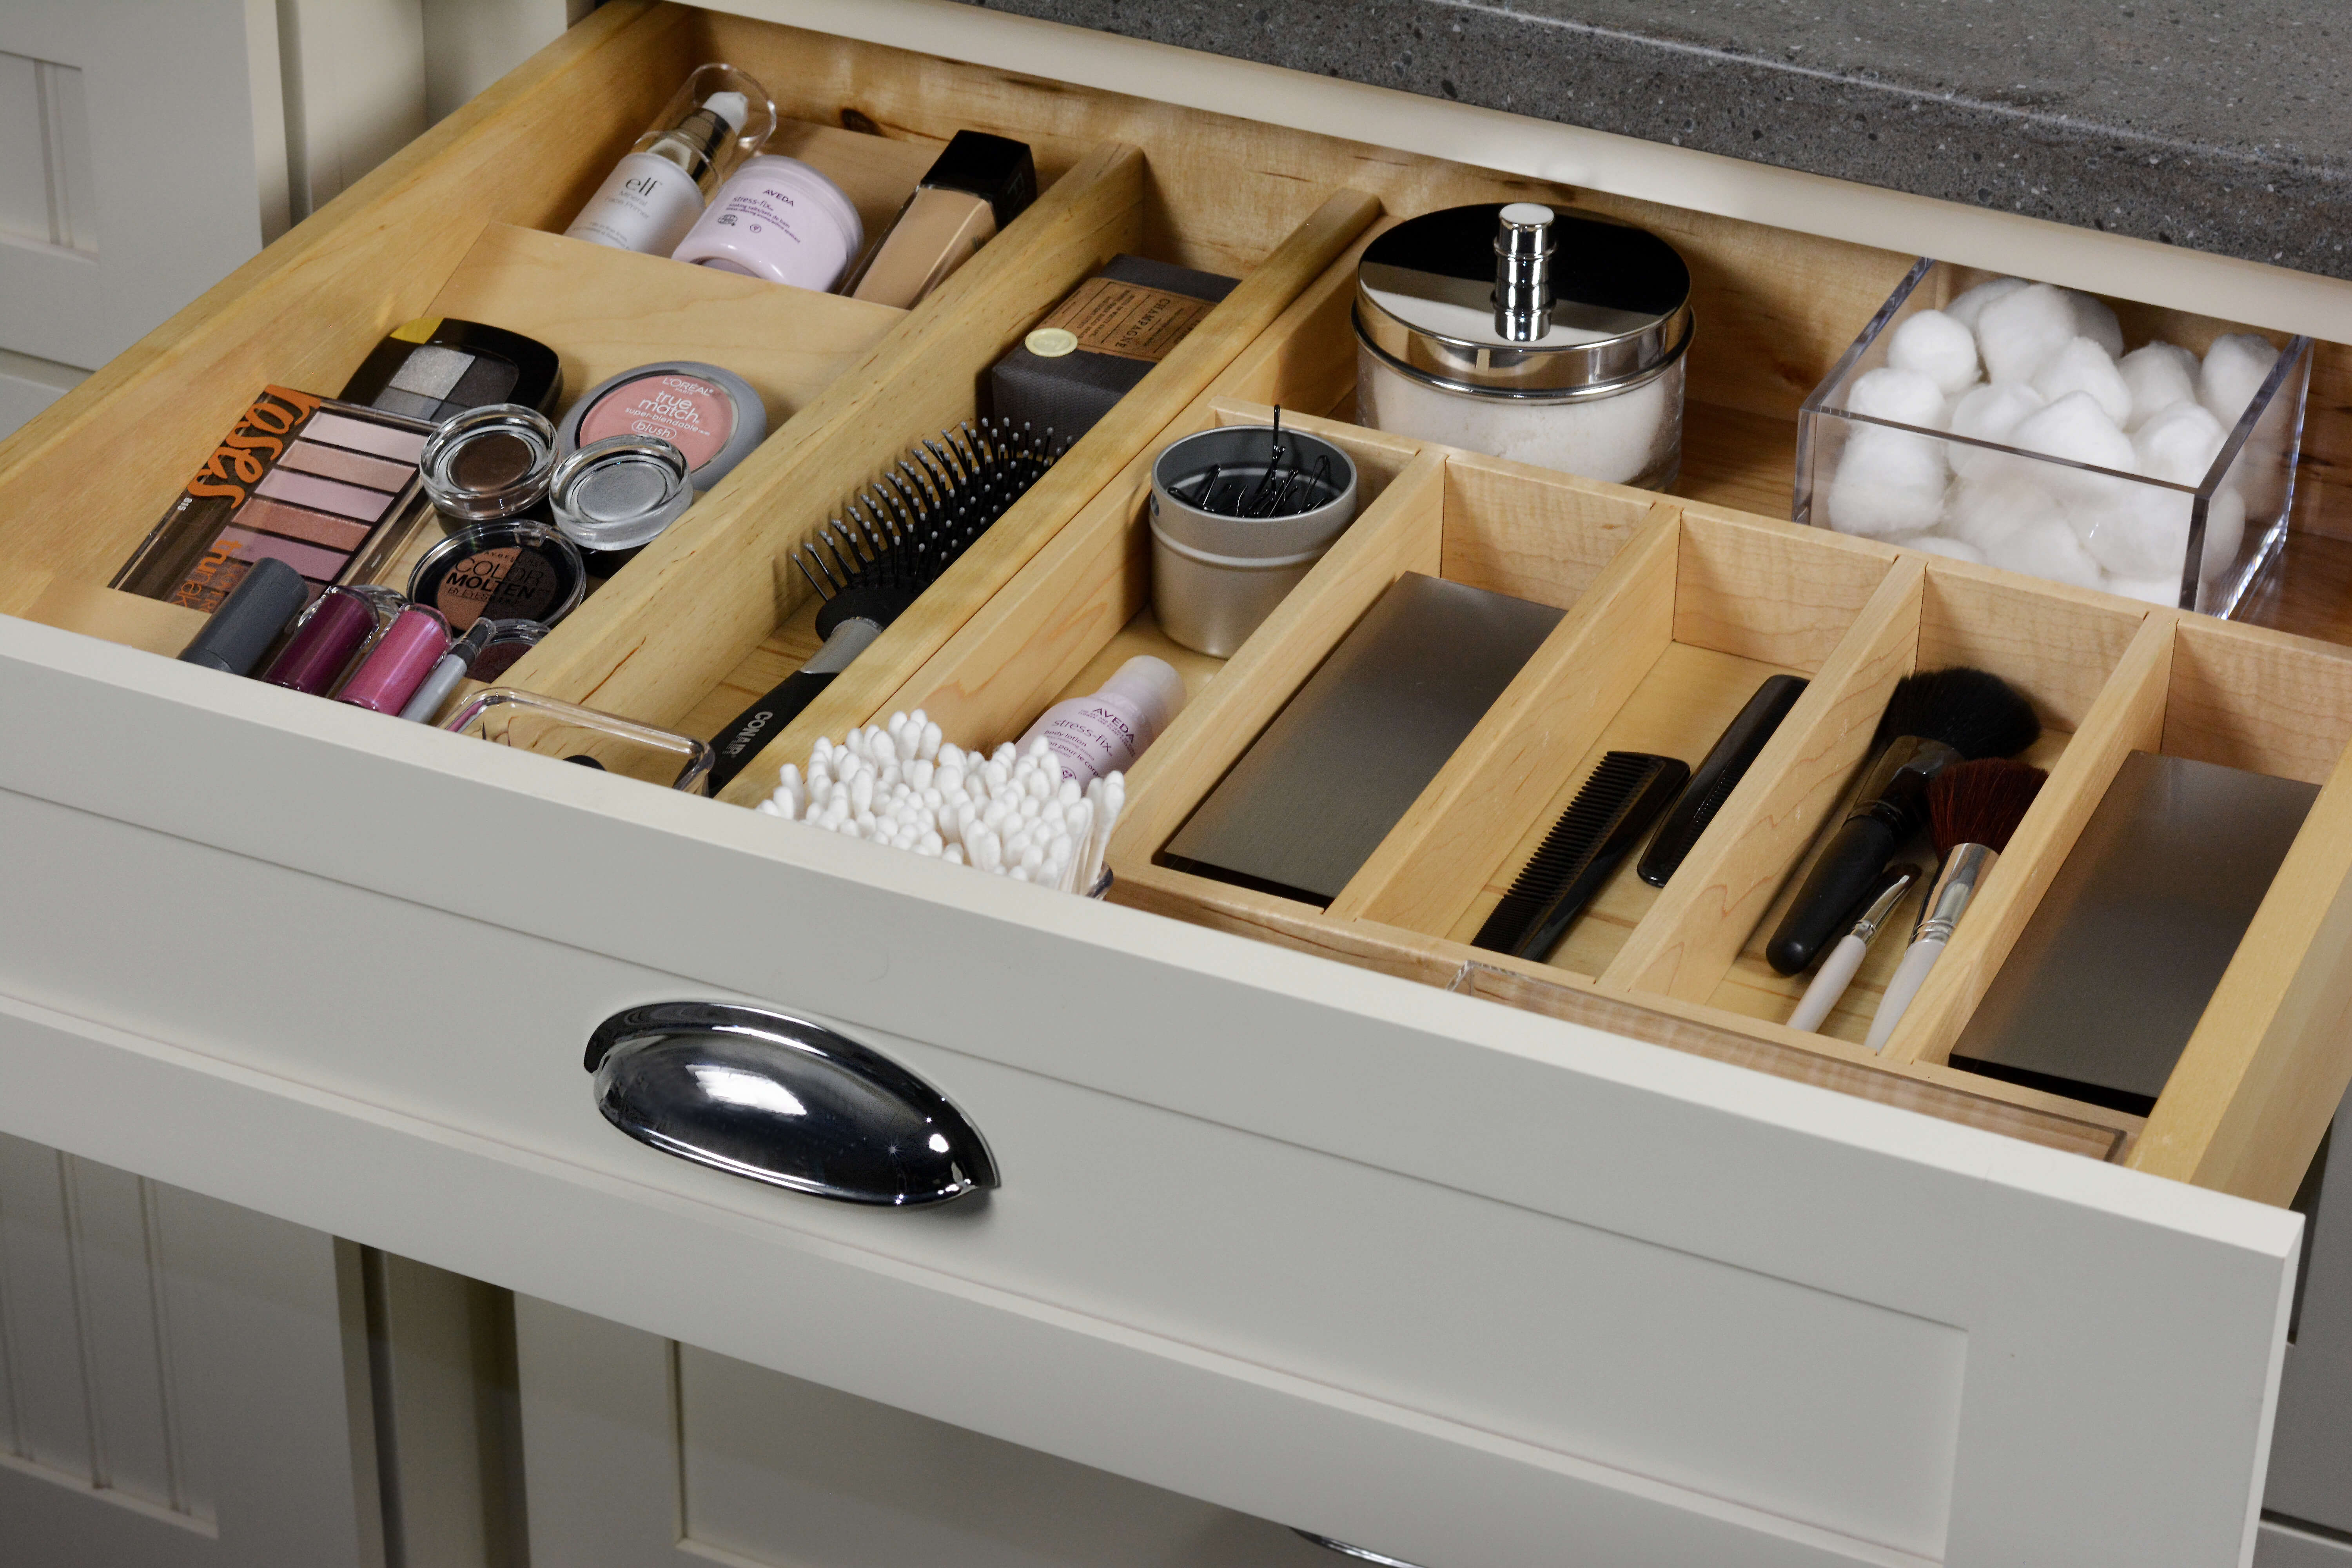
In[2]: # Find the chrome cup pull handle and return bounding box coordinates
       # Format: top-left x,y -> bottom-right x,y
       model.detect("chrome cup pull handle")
584,1002 -> 998,1207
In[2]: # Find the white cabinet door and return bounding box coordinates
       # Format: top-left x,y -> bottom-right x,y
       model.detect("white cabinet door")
513,1295 -> 1336,1568
0,1131 -> 381,1568
0,1 -> 289,372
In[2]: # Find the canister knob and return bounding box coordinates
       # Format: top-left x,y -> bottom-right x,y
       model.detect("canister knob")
1493,202 -> 1557,342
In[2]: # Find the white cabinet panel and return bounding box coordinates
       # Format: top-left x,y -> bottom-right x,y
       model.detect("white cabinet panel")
0,1134 -> 100,1485
0,2 -> 285,369
516,1296 -> 1334,1568
0,1131 -> 380,1568
2260,1520 -> 2352,1567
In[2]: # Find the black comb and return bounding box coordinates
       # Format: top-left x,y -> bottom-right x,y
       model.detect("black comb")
1637,673 -> 1808,888
1474,751 -> 1690,960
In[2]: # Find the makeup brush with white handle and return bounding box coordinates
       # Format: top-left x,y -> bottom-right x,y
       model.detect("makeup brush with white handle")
1786,862 -> 1922,1033
1864,758 -> 2047,1053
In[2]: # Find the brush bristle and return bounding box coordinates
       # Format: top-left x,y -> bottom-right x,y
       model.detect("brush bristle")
1926,758 -> 2047,855
1879,667 -> 2041,761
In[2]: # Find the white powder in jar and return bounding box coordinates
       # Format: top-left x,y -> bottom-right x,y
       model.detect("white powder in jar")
1357,352 -> 1683,487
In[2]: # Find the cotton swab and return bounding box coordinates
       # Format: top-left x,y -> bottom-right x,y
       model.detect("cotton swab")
753,708 -> 1124,894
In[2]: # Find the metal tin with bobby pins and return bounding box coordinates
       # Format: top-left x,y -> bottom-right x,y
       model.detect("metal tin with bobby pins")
1149,413 -> 1359,657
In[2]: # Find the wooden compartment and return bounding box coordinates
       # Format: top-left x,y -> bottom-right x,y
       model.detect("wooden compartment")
9,113 -> 931,662
1086,430 -> 2352,1201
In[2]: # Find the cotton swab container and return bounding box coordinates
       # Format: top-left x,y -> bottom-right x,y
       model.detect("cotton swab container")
1797,258 -> 2313,618
754,708 -> 1127,896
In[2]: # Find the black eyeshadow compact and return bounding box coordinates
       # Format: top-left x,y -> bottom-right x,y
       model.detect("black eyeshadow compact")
408,521 -> 585,633
341,318 -> 564,425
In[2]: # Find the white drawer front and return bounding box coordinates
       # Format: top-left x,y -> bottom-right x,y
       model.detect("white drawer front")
0,616 -> 2301,1567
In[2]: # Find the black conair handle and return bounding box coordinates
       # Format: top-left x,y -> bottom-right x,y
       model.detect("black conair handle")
706,617 -> 885,791
1765,735 -> 1959,974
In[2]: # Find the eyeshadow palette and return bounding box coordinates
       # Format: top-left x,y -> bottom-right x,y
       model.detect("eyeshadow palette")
111,387 -> 433,611
339,317 -> 563,425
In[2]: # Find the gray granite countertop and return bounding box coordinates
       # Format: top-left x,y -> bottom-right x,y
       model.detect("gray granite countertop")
950,0 -> 2352,282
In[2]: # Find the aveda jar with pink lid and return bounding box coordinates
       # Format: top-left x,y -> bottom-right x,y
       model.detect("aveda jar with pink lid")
557,361 -> 766,490
671,154 -> 863,291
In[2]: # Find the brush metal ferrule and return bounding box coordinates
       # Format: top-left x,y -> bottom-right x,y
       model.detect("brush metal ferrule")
1847,865 -> 1922,944
1913,842 -> 1998,945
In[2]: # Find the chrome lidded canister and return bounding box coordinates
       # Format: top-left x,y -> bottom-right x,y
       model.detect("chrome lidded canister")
1353,201 -> 1693,487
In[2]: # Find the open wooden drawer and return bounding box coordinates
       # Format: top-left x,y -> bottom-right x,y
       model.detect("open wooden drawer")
0,4 -> 2333,1566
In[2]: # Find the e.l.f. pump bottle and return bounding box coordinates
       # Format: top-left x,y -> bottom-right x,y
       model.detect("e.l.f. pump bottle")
565,64 -> 775,256
1017,655 -> 1189,788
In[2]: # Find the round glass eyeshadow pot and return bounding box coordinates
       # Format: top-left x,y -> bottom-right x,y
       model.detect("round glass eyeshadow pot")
467,618 -> 552,682
407,521 -> 585,633
548,434 -> 694,577
419,403 -> 559,531
556,361 -> 764,491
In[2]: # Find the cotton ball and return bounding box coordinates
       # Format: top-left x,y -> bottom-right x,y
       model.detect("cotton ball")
1945,472 -> 2064,554
1976,283 -> 2080,385
2032,337 -> 2133,425
2071,486 -> 2190,579
2106,573 -> 2183,607
1945,381 -> 2045,478
1886,310 -> 1979,396
2199,486 -> 2249,582
1909,535 -> 1986,563
2132,401 -> 2228,487
2118,343 -> 2199,430
1945,276 -> 2029,334
2200,334 -> 2280,426
1987,515 -> 2104,590
2008,391 -> 2138,508
1845,366 -> 1947,428
2066,290 -> 2125,358
1825,425 -> 1947,538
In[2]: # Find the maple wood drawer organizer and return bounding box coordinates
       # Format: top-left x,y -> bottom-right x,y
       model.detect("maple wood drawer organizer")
1,4 -> 2347,1566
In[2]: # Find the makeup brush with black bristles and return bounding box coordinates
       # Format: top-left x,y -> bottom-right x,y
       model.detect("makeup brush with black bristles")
706,419 -> 1064,790
1764,666 -> 2040,975
1862,758 -> 2047,1052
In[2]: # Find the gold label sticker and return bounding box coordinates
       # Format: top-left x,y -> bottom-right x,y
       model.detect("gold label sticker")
1036,278 -> 1214,363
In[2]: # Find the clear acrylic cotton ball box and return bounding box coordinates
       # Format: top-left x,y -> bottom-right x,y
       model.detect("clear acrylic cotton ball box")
1796,259 -> 2313,615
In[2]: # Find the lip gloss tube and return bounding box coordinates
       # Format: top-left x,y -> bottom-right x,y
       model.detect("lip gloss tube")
263,585 -> 376,695
338,605 -> 451,713
397,617 -> 495,723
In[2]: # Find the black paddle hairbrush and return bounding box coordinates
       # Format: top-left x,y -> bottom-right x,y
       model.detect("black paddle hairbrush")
706,419 -> 1063,790
1764,665 -> 2040,975
1474,751 -> 1689,960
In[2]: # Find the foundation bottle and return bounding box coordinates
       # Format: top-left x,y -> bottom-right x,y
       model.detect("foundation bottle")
842,132 -> 1038,309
